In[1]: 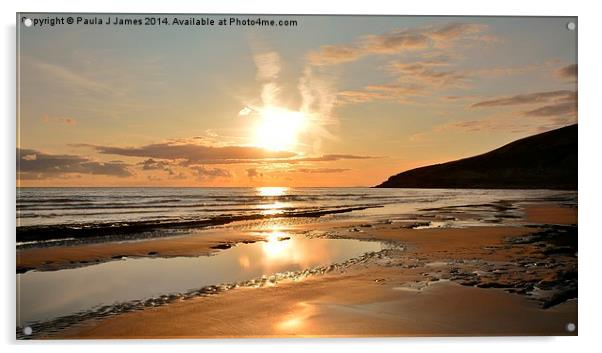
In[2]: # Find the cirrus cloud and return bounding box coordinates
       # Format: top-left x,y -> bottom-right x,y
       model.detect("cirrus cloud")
470,90 -> 577,119
471,90 -> 574,108
555,64 -> 577,80
308,23 -> 492,66
292,168 -> 350,174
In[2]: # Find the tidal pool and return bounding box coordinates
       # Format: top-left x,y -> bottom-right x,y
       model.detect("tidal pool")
17,234 -> 383,326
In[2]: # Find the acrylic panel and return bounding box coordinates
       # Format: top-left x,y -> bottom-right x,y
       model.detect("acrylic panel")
16,13 -> 577,339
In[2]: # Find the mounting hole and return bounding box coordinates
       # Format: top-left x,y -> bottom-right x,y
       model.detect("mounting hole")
567,22 -> 576,31
23,18 -> 32,27
23,326 -> 32,335
566,322 -> 576,332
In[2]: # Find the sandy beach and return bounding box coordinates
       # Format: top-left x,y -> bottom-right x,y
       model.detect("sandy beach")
17,201 -> 577,338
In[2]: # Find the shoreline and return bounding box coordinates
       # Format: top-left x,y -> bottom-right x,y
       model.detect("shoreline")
16,205 -> 383,244
16,216 -> 376,273
17,201 -> 576,273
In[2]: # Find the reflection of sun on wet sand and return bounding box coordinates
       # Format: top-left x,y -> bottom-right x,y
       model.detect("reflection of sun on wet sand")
259,228 -> 339,271
50,202 -> 577,338
17,228 -> 265,272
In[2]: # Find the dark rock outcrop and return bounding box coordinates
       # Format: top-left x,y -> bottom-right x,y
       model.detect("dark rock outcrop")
376,124 -> 577,190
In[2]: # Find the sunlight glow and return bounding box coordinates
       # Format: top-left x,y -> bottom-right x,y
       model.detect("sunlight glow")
253,107 -> 306,152
277,302 -> 313,332
279,317 -> 303,330
260,201 -> 286,215
257,186 -> 288,197
262,231 -> 291,258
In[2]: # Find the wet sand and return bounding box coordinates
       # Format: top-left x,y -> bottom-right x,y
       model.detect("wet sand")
60,274 -> 576,338
523,203 -> 577,225
17,228 -> 265,272
17,217 -> 368,272
37,202 -> 577,338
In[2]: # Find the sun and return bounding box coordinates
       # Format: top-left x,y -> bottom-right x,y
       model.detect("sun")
252,107 -> 305,151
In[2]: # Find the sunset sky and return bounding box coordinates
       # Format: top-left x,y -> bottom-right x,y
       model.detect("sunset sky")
17,15 -> 577,187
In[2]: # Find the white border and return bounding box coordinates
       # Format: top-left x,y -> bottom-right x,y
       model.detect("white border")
3,1 -> 601,352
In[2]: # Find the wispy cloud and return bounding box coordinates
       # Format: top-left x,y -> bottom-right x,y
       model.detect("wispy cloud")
320,25 -> 560,106
22,53 -> 167,121
555,64 -> 577,80
479,90 -> 577,118
387,59 -> 470,88
337,83 -> 426,105
308,23 -> 491,66
471,90 -> 574,108
298,66 -> 339,135
338,58 -> 555,106
253,51 -> 282,107
434,114 -> 576,135
413,89 -> 577,137
432,92 -> 576,135
31,59 -> 112,95
523,100 -> 576,117
292,154 -> 378,162
41,115 -> 78,126
291,168 -> 350,174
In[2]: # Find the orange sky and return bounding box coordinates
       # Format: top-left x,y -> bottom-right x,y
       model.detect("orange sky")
17,15 -> 577,187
